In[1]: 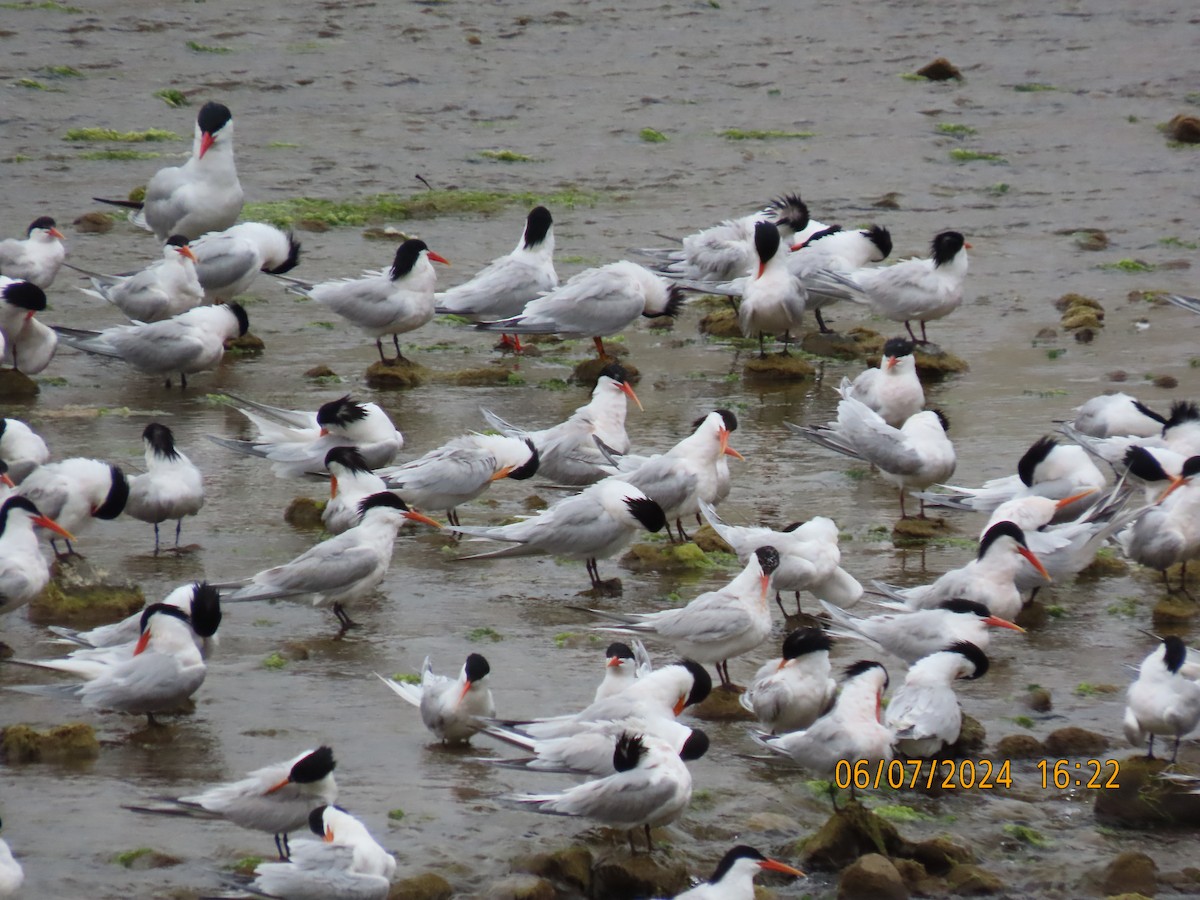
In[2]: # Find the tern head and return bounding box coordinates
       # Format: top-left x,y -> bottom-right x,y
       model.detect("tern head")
264,232 -> 303,275
605,641 -> 636,668
864,224 -> 893,261
143,422 -> 180,461
597,363 -> 643,411
221,301 -> 250,336
623,494 -> 667,533
0,496 -> 74,541
390,239 -> 448,280
457,652 -> 489,703
357,491 -> 442,529
882,336 -> 915,369
979,520 -> 1050,581
2,279 -> 47,314
767,194 -> 809,234
711,846 -> 805,884
931,230 -> 968,266
797,225 -> 842,250
92,465 -> 129,520
196,101 -> 233,159
283,746 -> 336,789
307,805 -> 334,841
1016,436 -> 1058,488
676,659 -> 713,712
843,659 -> 888,689
0,461 -> 10,490
694,409 -> 744,461
612,733 -> 646,773
134,603 -> 192,655
780,627 -> 834,664
641,281 -> 686,320
753,546 -> 781,598
188,583 -> 222,638
1163,400 -> 1200,436
1162,636 -> 1187,674
317,396 -> 370,435
1123,445 -> 1171,482
944,640 -> 990,680
939,598 -> 1025,632
324,445 -> 372,475
753,220 -> 782,276
679,728 -> 710,761
28,216 -> 65,240
522,206 -> 553,250
165,234 -> 197,263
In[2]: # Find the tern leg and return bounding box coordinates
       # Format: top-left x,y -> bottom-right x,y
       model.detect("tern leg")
794,591 -> 802,616
899,489 -> 909,520
274,834 -> 287,861
586,558 -> 600,588
180,371 -> 188,389
815,308 -> 833,334
780,330 -> 792,356
163,376 -> 172,389
147,712 -> 160,727
447,508 -> 460,528
175,518 -> 183,546
376,338 -> 389,363
593,336 -> 609,360
904,320 -> 918,343
1172,735 -> 1182,763
920,320 -> 930,343
153,523 -> 161,555
644,824 -> 653,854
675,518 -> 690,542
774,591 -> 787,617
758,332 -> 767,359
333,603 -> 359,631
392,333 -> 408,362
1147,734 -> 1155,760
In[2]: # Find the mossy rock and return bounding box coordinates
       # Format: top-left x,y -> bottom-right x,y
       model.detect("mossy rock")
1015,599 -> 1049,630
485,874 -> 557,900
1151,594 -> 1195,627
1101,851 -> 1158,897
284,496 -> 326,529
1062,310 -> 1103,330
29,564 -> 145,628
225,332 -> 265,355
911,344 -> 968,380
1054,293 -> 1104,313
690,683 -> 756,721
1078,553 -> 1129,579
916,57 -> 962,81
691,523 -> 733,554
1025,686 -> 1053,712
1043,726 -> 1110,756
743,353 -> 814,381
113,847 -> 182,870
440,364 -> 519,386
388,872 -> 454,900
73,211 -> 115,234
0,368 -> 38,398
944,714 -> 986,755
514,846 -> 592,894
523,494 -> 549,511
571,357 -> 639,389
837,853 -> 909,900
621,541 -> 710,572
742,811 -> 803,834
366,358 -> 427,389
1073,230 -> 1109,252
576,578 -> 623,599
1093,756 -> 1200,827
801,800 -> 910,870
891,516 -> 951,542
1,723 -> 99,763
304,364 -> 338,379
996,734 -> 1046,758
908,836 -> 973,876
1167,114 -> 1200,144
699,307 -> 742,338
945,864 -> 1004,895
590,854 -> 690,899
801,330 -> 866,360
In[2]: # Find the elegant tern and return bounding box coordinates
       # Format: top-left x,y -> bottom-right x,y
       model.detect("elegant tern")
0,497 -> 74,618
450,478 -> 666,588
1117,456 -> 1200,592
481,362 -> 641,486
94,101 -> 243,240
210,394 -> 403,477
125,747 -> 337,860
0,417 -> 49,484
1123,636 -> 1200,761
1066,392 -> 1165,439
0,216 -> 66,289
789,224 -> 892,333
16,457 -> 128,553
838,336 -> 924,428
885,641 -> 989,758
214,492 -> 440,630
376,652 -> 495,743
190,221 -> 301,302
0,277 -> 50,373
819,597 -> 1023,664
670,845 -> 804,900
790,397 -> 955,519
321,447 -> 388,535
737,221 -> 806,357
739,627 -> 837,735
0,819 -> 22,897
78,235 -> 203,322
594,640 -> 652,702
124,423 -> 205,552
280,239 -> 447,364
475,260 -> 684,360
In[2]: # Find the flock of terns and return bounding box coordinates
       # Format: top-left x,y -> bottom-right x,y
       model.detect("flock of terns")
1,98 -> 1200,898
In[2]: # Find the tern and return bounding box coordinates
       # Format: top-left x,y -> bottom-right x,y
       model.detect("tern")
790,397 -> 956,519
839,336 -> 924,428
0,417 -> 49,484
376,653 -> 495,743
378,433 -> 538,526
1123,636 -> 1200,761
739,627 -> 837,735
1067,392 -> 1165,439
435,205 -> 556,350
1062,402 -> 1200,473
819,598 -> 1023,664
670,845 -> 804,900
450,478 -> 666,588
124,747 -> 337,860
53,301 -> 249,388
885,641 -> 989,758
94,101 -> 243,240
0,216 -> 66,288
481,362 -> 642,485
16,457 -> 128,554
594,640 -> 652,701
321,446 -> 388,535
1117,456 -> 1200,593
189,221 -> 301,302
210,394 -> 404,477
0,497 -> 74,618
789,224 -> 892,333
78,235 -> 203,322
280,239 -> 448,364
581,546 -> 781,689
737,220 -> 806,357
247,805 -> 395,900
0,818 -> 22,897
0,277 -> 50,373
475,260 -> 684,360
124,423 -> 205,552
214,492 -> 441,630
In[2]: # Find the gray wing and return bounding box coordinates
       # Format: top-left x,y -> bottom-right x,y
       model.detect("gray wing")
240,543 -> 381,597
194,236 -> 259,292
110,322 -> 213,374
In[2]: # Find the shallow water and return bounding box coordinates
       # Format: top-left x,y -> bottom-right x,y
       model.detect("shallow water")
2,0 -> 1200,896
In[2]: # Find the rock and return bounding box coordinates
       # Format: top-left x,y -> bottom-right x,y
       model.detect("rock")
944,714 -> 986,755
1025,687 -> 1053,712
571,357 -> 639,389
945,864 -> 1004,895
801,330 -> 864,360
1073,230 -> 1109,251
1043,726 -> 1109,756
388,873 -> 454,900
514,846 -> 592,894
283,496 -> 326,529
225,332 -> 266,355
801,800 -> 909,870
1094,756 -> 1200,827
908,836 -> 973,875
916,57 -> 963,81
441,364 -> 520,386
576,578 -> 623,599
691,524 -> 733,554
113,847 -> 183,869
304,364 -> 338,379
872,192 -> 902,210
296,218 -> 331,233
996,735 -> 1046,759
1152,594 -> 1195,627
743,353 -> 814,381
279,642 -> 310,661
891,516 -> 951,542
621,541 -> 711,572
73,211 -> 115,233
1054,293 -> 1103,312
743,811 -> 803,834
1,723 -> 100,763
1062,310 -> 1102,330
1034,327 -> 1058,340
29,560 -> 145,628
1153,375 -> 1178,389
892,857 -> 937,894
1167,114 -> 1200,144
484,874 -> 557,900
1078,552 -> 1129,579
1074,327 -> 1097,343
1015,599 -> 1048,630
523,495 -> 549,511
699,307 -> 742,338
1102,851 -> 1158,897
589,854 -> 690,899
690,684 -> 755,722
838,853 -> 909,900
366,358 -> 426,389
0,368 -> 38,398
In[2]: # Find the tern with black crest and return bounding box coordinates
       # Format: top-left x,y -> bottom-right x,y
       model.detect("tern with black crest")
0,216 -> 66,288
740,628 -> 837,734
670,845 -> 804,900
886,641 -> 989,757
17,457 -> 128,554
1124,636 -> 1200,761
78,235 -> 203,323
376,653 -> 495,743
839,336 -> 924,427
0,497 -> 74,618
125,423 -> 205,552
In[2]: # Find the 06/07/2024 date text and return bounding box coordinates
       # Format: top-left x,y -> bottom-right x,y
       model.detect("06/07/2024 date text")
834,758 -> 1121,791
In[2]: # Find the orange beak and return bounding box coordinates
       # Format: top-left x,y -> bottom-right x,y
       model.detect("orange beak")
759,573 -> 770,601
457,680 -> 472,707
178,245 -> 198,262
33,514 -> 74,540
25,310 -> 35,320
319,427 -> 329,437
776,657 -> 790,672
329,475 -> 338,499
427,251 -> 450,266
49,227 -> 66,240
490,465 -> 515,481
1018,546 -> 1051,582
984,615 -> 1025,633
133,629 -> 151,657
199,131 -> 214,159
1055,488 -> 1097,509
324,825 -> 334,843
673,694 -> 687,717
756,261 -> 766,279
759,859 -> 805,878
1156,475 -> 1188,504
403,510 -> 443,529
620,381 -> 643,412
1,473 -> 15,489
886,356 -> 898,369
964,242 -> 973,249
607,657 -> 624,668
789,242 -> 805,252
719,427 -> 745,461
264,777 -> 291,795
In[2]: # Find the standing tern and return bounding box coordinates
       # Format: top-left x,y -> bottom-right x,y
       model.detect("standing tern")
1118,456 -> 1200,593
376,652 -> 495,743
700,500 -> 861,616
1062,402 -> 1200,474
838,336 -> 924,428
789,224 -> 892,333
280,239 -> 447,364
1123,636 -> 1200,761
737,221 -> 806,357
0,417 -> 49,484
321,446 -> 388,535
669,845 -> 804,900
0,819 -> 22,897
78,235 -> 203,323
594,640 -> 652,701
475,260 -> 684,360
481,362 -> 642,486
0,496 -> 74,618
581,546 -> 781,689
215,492 -> 441,630
16,457 -> 128,554
124,423 -> 205,552
885,641 -> 989,757
819,597 -> 1023,664
451,478 -> 666,588
505,730 -> 709,854
0,277 -> 48,373
435,205 -> 556,351
1067,392 -> 1165,439
210,394 -> 404,477
378,433 -> 538,525
125,747 -> 337,860
871,521 -> 1050,621
53,301 -> 249,388
0,216 -> 66,288
248,805 -> 396,900
790,397 -> 956,519
94,101 -> 243,240
739,627 -> 837,735
189,221 -> 301,302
